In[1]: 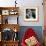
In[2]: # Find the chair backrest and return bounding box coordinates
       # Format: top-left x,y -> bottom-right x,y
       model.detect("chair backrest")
21,28 -> 37,46
23,28 -> 36,41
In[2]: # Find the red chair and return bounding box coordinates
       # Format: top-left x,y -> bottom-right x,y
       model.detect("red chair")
21,28 -> 41,46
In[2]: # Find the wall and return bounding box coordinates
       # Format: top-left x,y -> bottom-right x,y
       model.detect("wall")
0,0 -> 15,7
18,0 -> 44,26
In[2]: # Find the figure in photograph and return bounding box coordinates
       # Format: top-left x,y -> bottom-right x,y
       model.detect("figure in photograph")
26,9 -> 36,19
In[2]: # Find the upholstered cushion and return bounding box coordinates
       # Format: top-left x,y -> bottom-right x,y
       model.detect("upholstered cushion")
21,28 -> 41,46
25,36 -> 38,46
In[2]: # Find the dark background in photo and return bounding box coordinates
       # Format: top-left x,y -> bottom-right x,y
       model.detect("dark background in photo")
26,9 -> 36,19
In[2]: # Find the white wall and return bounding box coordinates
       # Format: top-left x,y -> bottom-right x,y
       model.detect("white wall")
0,0 -> 44,26
0,0 -> 15,7
18,0 -> 44,26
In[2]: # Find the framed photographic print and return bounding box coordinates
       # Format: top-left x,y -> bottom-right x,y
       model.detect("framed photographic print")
24,7 -> 38,21
2,10 -> 9,15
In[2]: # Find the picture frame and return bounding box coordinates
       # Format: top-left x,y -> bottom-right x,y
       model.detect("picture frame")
2,10 -> 9,15
9,9 -> 18,15
24,7 -> 38,22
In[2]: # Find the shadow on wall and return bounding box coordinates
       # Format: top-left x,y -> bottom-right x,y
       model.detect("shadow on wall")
18,26 -> 43,44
